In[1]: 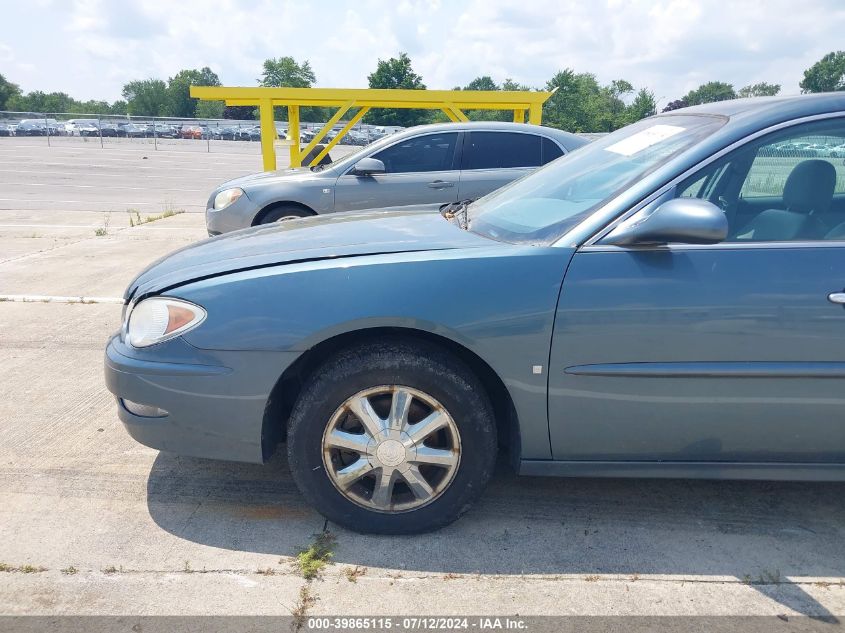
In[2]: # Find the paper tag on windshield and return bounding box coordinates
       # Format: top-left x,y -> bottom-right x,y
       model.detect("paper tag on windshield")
605,124 -> 685,156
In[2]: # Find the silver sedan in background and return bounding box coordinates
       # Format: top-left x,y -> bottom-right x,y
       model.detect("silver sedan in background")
205,121 -> 586,235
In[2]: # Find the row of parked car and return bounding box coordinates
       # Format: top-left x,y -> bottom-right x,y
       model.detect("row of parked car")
0,118 -> 395,146
761,140 -> 845,157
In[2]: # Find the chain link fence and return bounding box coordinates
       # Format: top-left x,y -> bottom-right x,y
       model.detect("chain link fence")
0,111 -> 400,154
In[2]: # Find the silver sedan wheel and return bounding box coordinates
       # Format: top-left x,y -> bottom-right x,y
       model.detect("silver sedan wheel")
275,215 -> 303,222
321,385 -> 462,513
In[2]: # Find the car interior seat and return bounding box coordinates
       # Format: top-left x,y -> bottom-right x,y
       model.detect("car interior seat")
733,159 -> 836,241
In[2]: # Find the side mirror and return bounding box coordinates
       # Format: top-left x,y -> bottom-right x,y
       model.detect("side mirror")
352,157 -> 386,176
603,198 -> 728,246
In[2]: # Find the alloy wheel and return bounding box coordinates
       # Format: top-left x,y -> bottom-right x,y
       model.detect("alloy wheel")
321,385 -> 461,513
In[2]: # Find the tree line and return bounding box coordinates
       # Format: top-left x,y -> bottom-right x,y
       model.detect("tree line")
1,51 -> 843,132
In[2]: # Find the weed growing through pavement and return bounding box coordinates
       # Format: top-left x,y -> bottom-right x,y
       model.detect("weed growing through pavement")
94,213 -> 111,236
293,531 -> 336,580
129,205 -> 184,227
0,563 -> 47,573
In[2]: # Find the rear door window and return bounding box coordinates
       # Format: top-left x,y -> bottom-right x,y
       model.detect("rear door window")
463,132 -> 543,170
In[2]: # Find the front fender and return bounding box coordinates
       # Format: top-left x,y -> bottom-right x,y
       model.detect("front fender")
175,246 -> 575,458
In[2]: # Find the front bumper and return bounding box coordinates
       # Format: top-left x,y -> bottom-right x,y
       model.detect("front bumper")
104,334 -> 300,464
205,192 -> 261,236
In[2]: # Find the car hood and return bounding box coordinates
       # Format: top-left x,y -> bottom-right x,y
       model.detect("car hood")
215,166 -> 322,192
125,208 -> 495,301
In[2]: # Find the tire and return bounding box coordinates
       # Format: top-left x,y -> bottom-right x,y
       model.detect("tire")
259,205 -> 313,224
287,339 -> 497,534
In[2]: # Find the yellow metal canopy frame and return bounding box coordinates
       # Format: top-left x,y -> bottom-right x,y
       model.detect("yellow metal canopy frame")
190,86 -> 554,171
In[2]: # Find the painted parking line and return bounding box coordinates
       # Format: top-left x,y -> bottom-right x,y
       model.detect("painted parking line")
0,223 -> 202,230
0,198 -> 194,206
0,294 -> 123,304
0,161 -> 255,173
0,168 -> 234,181
8,182 -> 205,192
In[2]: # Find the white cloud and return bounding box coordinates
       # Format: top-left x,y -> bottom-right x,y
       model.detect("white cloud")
3,0 -> 845,109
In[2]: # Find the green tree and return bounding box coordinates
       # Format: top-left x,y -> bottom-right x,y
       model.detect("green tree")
542,70 -> 611,132
68,99 -> 114,115
800,51 -> 845,92
502,78 -> 531,92
366,52 -> 430,127
464,75 -> 499,92
682,81 -> 736,105
109,100 -> 128,115
7,91 -> 75,113
259,56 -> 315,88
625,88 -> 657,123
259,56 -> 323,122
594,79 -> 634,130
0,73 -> 21,110
196,100 -> 224,119
459,75 -> 510,122
223,105 -> 257,120
122,79 -> 168,116
662,98 -> 689,112
543,70 -> 595,131
166,67 -> 221,118
737,82 -> 781,98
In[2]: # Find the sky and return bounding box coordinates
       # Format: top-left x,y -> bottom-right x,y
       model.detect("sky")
2,0 -> 844,109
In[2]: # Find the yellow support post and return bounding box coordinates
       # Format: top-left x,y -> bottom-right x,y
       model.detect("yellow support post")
287,105 -> 301,167
444,104 -> 469,122
258,100 -> 277,171
311,107 -> 370,166
441,107 -> 460,123
299,101 -> 355,160
513,109 -> 525,123
528,102 -> 543,125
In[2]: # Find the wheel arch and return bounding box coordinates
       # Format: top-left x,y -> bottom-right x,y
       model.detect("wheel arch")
260,326 -> 521,468
252,200 -> 317,226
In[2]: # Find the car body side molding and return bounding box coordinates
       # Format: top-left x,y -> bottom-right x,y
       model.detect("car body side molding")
564,361 -> 845,378
519,460 -> 845,481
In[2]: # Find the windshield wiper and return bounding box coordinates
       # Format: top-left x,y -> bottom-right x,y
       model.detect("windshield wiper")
440,199 -> 473,230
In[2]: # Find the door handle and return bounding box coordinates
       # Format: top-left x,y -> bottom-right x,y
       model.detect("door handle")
427,180 -> 454,189
828,292 -> 845,304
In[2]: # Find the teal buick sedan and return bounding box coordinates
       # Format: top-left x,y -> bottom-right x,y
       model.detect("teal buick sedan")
106,94 -> 845,533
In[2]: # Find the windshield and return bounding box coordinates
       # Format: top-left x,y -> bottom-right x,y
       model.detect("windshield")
467,115 -> 727,244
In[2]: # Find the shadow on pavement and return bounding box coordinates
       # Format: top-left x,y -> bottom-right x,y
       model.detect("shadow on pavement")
146,450 -> 845,617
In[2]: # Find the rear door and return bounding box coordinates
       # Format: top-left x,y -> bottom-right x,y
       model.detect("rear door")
332,131 -> 460,211
457,132 -> 563,200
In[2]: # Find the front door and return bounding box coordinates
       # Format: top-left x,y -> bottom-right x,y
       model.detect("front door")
548,116 -> 845,464
333,131 -> 460,212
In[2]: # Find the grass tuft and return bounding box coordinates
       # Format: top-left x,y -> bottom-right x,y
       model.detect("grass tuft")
292,585 -> 316,631
293,531 -> 336,580
0,563 -> 48,573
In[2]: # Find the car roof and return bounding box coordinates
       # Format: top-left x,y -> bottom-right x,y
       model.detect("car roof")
658,93 -> 845,133
389,120 -> 587,151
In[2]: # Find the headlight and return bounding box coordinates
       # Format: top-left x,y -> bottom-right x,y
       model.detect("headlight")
213,188 -> 244,210
126,297 -> 206,348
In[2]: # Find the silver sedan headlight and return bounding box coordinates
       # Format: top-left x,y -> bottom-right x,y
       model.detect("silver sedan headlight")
213,187 -> 244,210
126,297 -> 206,348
